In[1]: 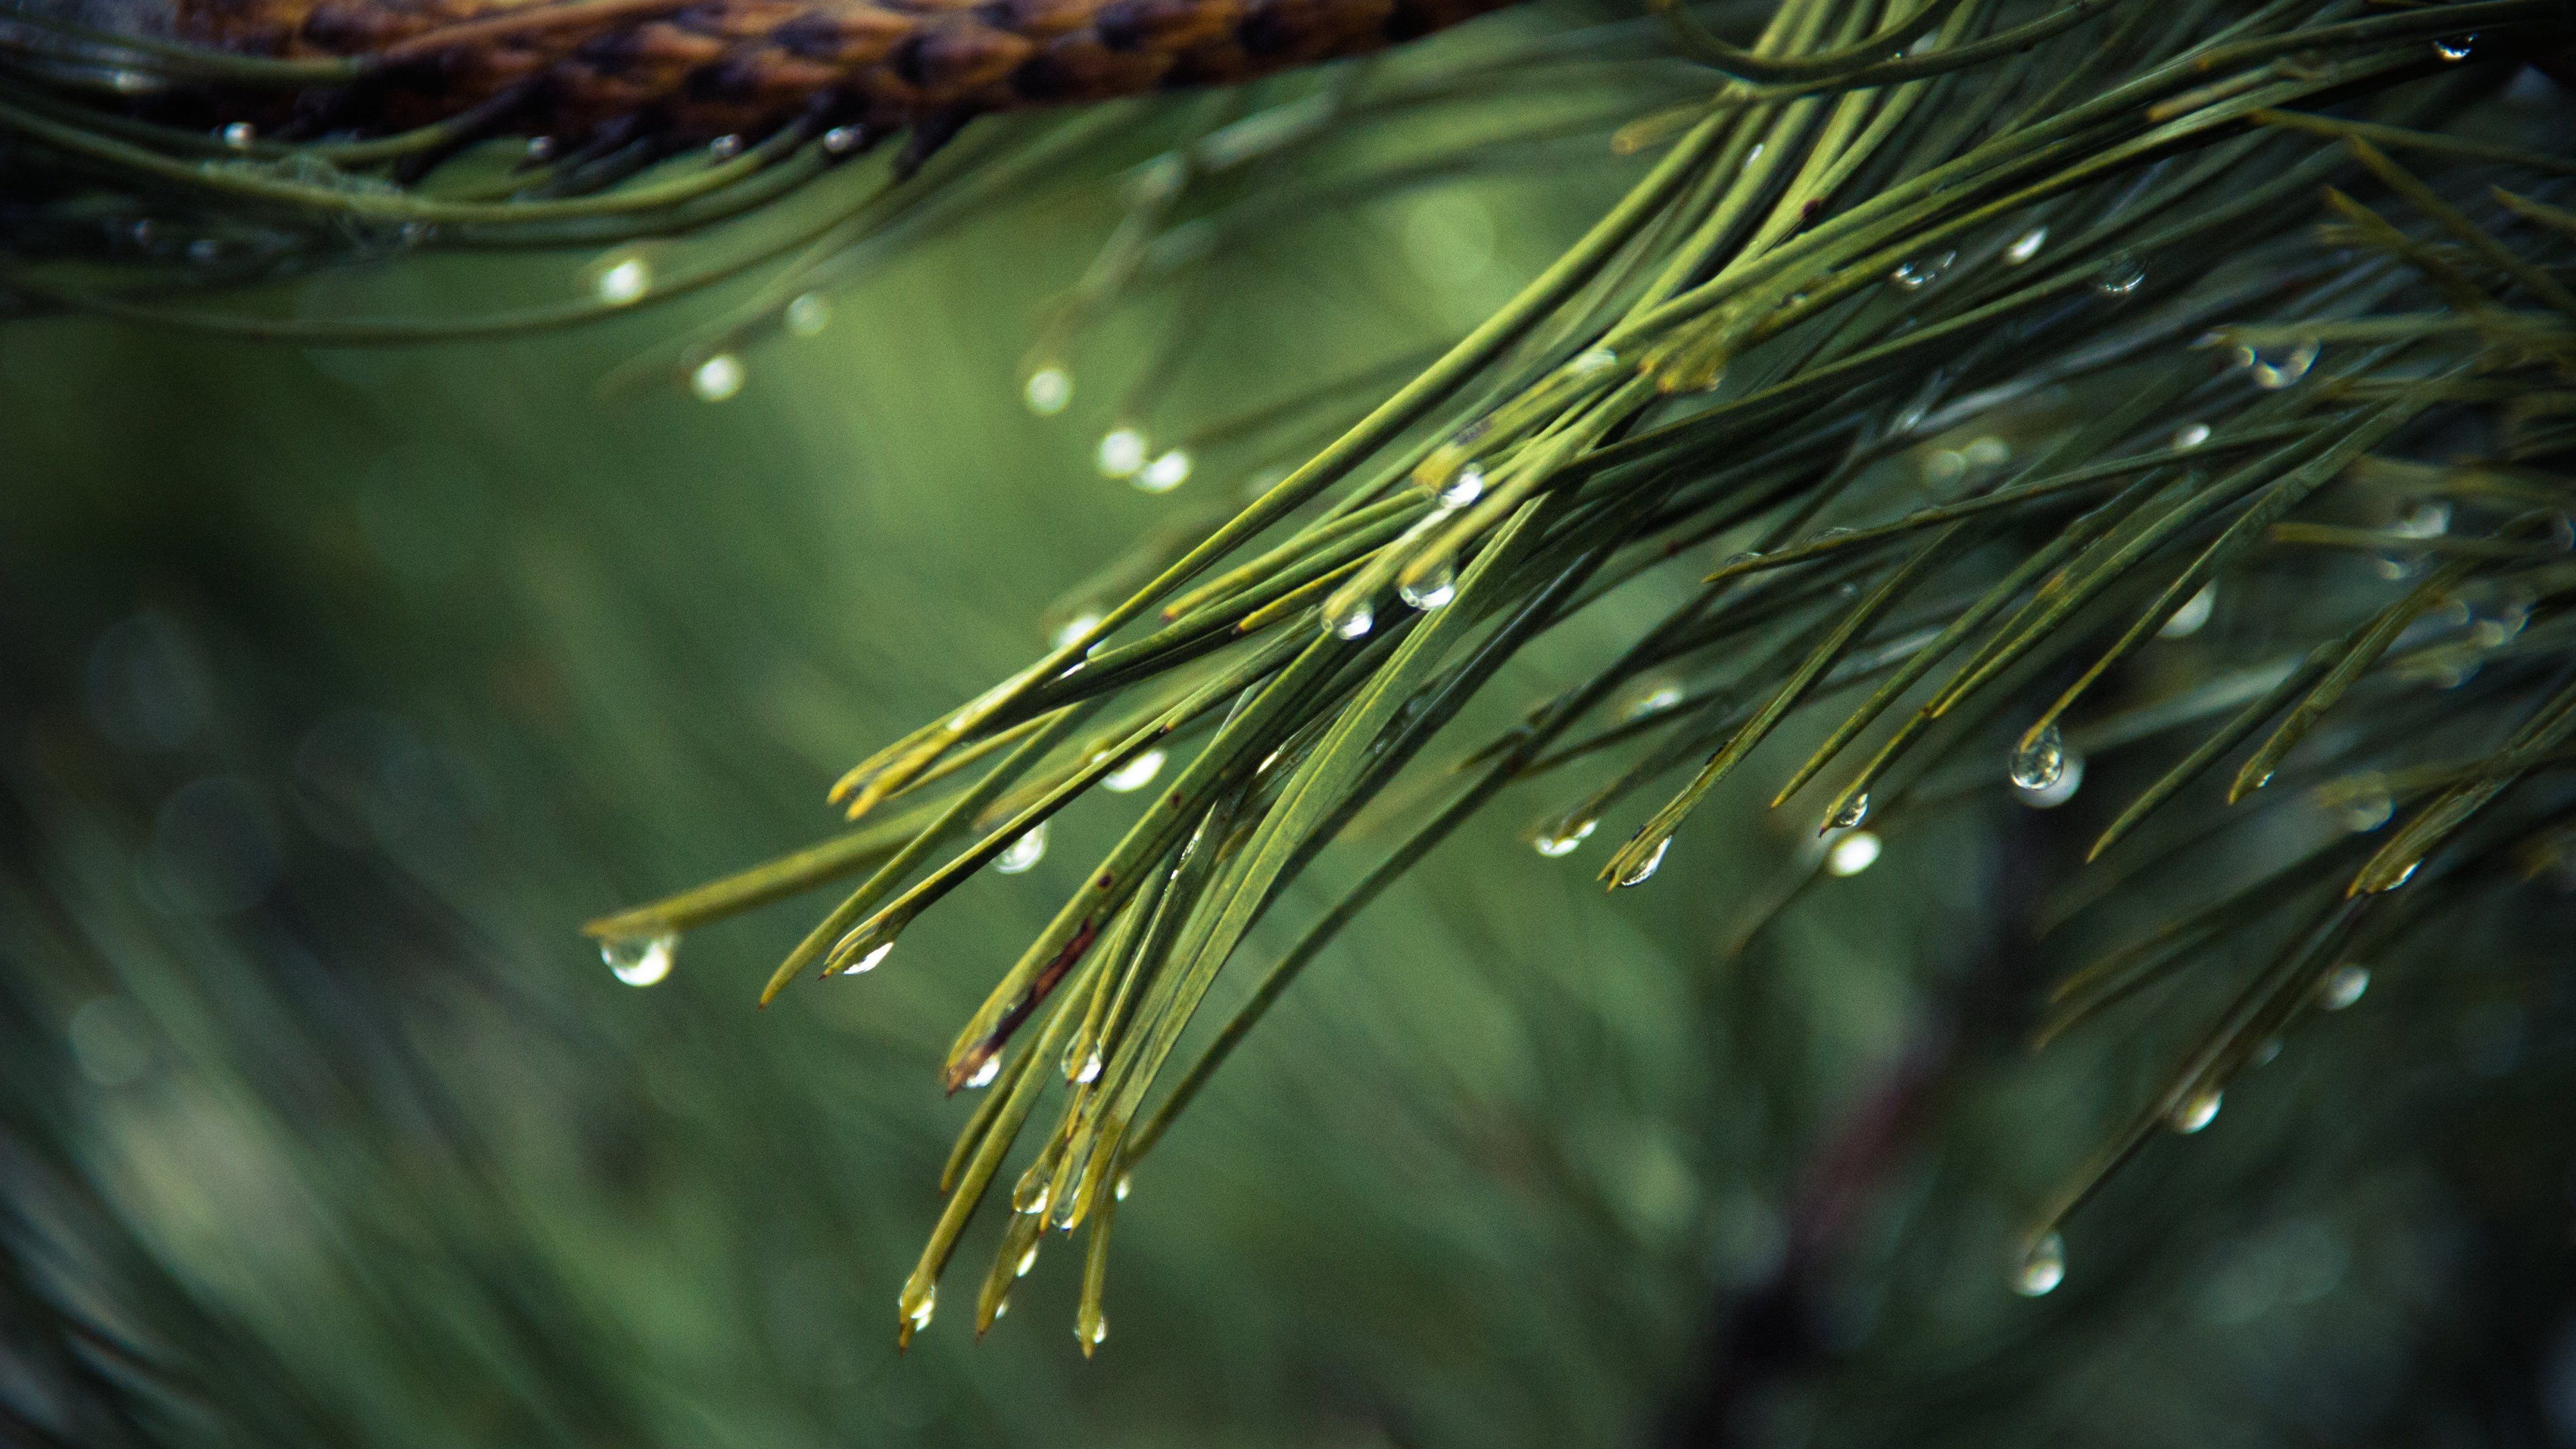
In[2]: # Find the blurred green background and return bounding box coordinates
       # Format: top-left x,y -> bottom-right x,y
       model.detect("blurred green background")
5,48 -> 2574,1448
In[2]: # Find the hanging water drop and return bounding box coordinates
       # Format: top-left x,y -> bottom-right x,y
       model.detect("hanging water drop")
1076,1051 -> 1103,1084
2015,747 -> 2084,809
691,354 -> 745,402
2239,339 -> 2318,390
1829,793 -> 1870,830
2094,251 -> 2146,297
995,823 -> 1049,875
784,292 -> 832,337
1825,830 -> 1882,877
1439,464 -> 1486,510
1620,678 -> 1684,720
1115,1172 -> 1132,1201
1083,1314 -> 1107,1347
2392,500 -> 2451,539
1890,250 -> 1956,290
1615,835 -> 1672,888
1399,562 -> 1456,611
847,938 -> 895,975
2173,422 -> 2211,450
2340,791 -> 2394,833
1096,427 -> 1148,478
2320,963 -> 2371,1011
2168,1087 -> 2222,1134
2012,1234 -> 2065,1297
2008,723 -> 2067,791
219,121 -> 255,149
1024,366 -> 1073,415
2159,583 -> 2216,639
1016,1244 -> 1039,1277
1136,449 -> 1192,493
1532,815 -> 1598,857
1326,596 -> 1375,640
1017,1184 -> 1051,1216
1103,749 -> 1166,793
2004,225 -> 2048,265
904,1285 -> 936,1332
966,1055 -> 1003,1089
1053,611 -> 1102,649
603,932 -> 678,987
592,255 -> 651,306
2434,34 -> 2473,60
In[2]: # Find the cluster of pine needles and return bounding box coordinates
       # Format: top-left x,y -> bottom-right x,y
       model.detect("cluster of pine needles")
552,0 -> 2576,1350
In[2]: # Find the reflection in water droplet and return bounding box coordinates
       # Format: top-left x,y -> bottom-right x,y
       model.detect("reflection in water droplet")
1440,464 -> 1486,510
2004,226 -> 2047,264
594,255 -> 651,306
1615,836 -> 1671,888
2340,791 -> 2394,833
1103,749 -> 1166,793
1570,347 -> 1618,376
1115,1173 -> 1132,1201
2239,339 -> 2318,390
1327,598 -> 1375,640
1621,679 -> 1684,720
219,121 -> 255,149
2015,749 -> 2084,809
1018,1185 -> 1051,1216
1076,1051 -> 1102,1083
1825,830 -> 1882,877
1532,815 -> 1597,857
1829,793 -> 1870,830
2095,251 -> 2146,296
785,292 -> 831,337
1136,449 -> 1192,493
823,125 -> 868,154
2013,1234 -> 2065,1296
995,823 -> 1049,875
2320,963 -> 2371,1010
1053,612 -> 1102,649
905,1285 -> 936,1332
604,932 -> 678,987
2008,723 -> 2067,791
1017,1245 -> 1039,1277
1096,427 -> 1148,478
2159,582 -> 2216,639
708,133 -> 743,159
967,1055 -> 1002,1089
2434,35 -> 2473,60
847,939 -> 895,975
2173,422 -> 2212,450
1399,563 -> 1456,610
2169,1087 -> 2222,1134
2392,500 -> 2451,539
691,354 -> 745,402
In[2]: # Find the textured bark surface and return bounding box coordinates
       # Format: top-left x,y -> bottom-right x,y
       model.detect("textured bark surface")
170,0 -> 1518,143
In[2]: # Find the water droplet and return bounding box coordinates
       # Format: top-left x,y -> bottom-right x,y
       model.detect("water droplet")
1096,427 -> 1148,478
2014,747 -> 2084,809
603,932 -> 678,987
1963,437 -> 2012,470
1326,597 -> 1375,640
1399,562 -> 1456,611
823,124 -> 868,154
2004,225 -> 2048,265
784,292 -> 831,337
1615,835 -> 1672,888
1620,678 -> 1684,720
2094,251 -> 2146,297
1017,1184 -> 1051,1216
2008,723 -> 2066,791
2434,34 -> 2473,60
991,1297 -> 1010,1320
904,1285 -> 936,1332
1016,1245 -> 1039,1277
708,133 -> 743,159
1825,830 -> 1882,876
1115,1172 -> 1131,1201
846,938 -> 895,975
2239,339 -> 2318,390
219,121 -> 255,149
2392,500 -> 2451,539
1921,450 -> 1968,488
1721,550 -> 1764,572
1053,611 -> 1102,650
1103,748 -> 1166,793
1023,366 -> 1072,415
1569,346 -> 1618,376
1075,1051 -> 1102,1083
1439,464 -> 1486,510
1136,449 -> 1192,493
1829,794 -> 1870,830
2012,1234 -> 2065,1296
995,823 -> 1048,875
967,1055 -> 1003,1089
2319,963 -> 2370,1011
690,354 -> 745,402
2252,1037 -> 2283,1067
1084,1314 -> 1107,1346
1890,250 -> 1956,290
593,255 -> 651,306
2173,422 -> 2212,451
526,136 -> 556,161
2168,1087 -> 2222,1134
2340,792 -> 2394,833
2158,582 -> 2216,639
186,238 -> 224,265
1532,815 -> 1597,857
2383,858 -> 2421,890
